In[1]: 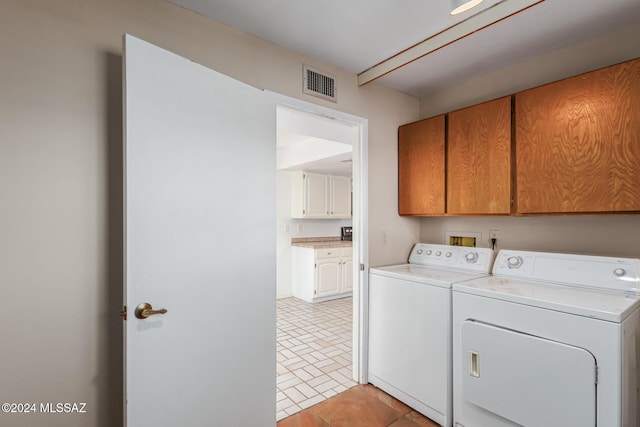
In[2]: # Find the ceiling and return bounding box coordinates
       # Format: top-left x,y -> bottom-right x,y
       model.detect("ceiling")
276,106 -> 357,176
168,0 -> 640,98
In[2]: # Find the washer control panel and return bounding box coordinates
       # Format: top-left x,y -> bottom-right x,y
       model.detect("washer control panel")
409,243 -> 494,273
493,249 -> 640,294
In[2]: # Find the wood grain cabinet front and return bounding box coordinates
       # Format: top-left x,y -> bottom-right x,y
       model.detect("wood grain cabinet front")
398,115 -> 445,215
515,59 -> 640,214
447,96 -> 512,215
397,58 -> 640,217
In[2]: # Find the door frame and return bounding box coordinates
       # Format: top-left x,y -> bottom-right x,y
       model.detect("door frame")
267,91 -> 369,384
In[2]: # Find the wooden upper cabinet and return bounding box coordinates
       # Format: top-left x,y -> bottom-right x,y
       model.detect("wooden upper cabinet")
515,59 -> 640,214
398,115 -> 445,215
447,96 -> 512,215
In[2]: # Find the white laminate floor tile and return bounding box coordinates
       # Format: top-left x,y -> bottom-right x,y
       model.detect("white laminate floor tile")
275,296 -> 353,420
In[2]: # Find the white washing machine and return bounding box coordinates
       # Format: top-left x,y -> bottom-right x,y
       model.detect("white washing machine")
452,249 -> 640,427
368,243 -> 494,427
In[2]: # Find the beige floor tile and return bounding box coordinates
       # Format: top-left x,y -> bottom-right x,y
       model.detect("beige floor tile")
279,376 -> 303,390
276,397 -> 296,412
306,374 -> 332,388
276,296 -> 353,420
296,382 -> 319,399
283,386 -> 308,404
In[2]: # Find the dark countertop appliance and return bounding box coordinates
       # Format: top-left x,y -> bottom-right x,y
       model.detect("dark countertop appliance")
341,226 -> 352,241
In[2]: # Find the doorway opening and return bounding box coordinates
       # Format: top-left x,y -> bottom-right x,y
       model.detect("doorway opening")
272,98 -> 367,421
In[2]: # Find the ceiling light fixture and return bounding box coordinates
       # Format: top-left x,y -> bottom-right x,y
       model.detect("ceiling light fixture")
450,0 -> 484,15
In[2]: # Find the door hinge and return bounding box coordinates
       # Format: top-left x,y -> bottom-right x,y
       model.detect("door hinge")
594,366 -> 598,384
120,305 -> 127,321
360,263 -> 365,271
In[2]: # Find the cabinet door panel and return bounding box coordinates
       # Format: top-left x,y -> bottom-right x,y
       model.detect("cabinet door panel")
398,115 -> 445,215
305,173 -> 328,217
447,96 -> 511,214
516,59 -> 640,213
341,257 -> 353,293
316,258 -> 340,297
330,176 -> 352,218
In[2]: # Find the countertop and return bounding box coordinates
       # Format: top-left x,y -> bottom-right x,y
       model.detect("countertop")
291,237 -> 352,249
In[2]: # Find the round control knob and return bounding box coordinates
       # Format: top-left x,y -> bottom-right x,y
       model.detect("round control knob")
614,268 -> 626,277
426,250 -> 432,255
465,252 -> 478,263
507,256 -> 523,269
416,249 -> 423,255
445,252 -> 452,258
435,251 -> 442,256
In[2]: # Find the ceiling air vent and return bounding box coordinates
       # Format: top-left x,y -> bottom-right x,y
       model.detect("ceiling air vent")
303,65 -> 337,102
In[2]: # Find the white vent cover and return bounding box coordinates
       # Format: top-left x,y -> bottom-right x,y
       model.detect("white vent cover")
303,65 -> 337,102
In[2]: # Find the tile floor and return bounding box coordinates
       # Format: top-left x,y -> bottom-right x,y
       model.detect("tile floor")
276,296 -> 357,421
277,384 -> 440,427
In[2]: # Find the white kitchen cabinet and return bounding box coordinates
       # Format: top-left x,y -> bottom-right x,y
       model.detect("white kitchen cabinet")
291,171 -> 351,219
292,246 -> 353,302
316,256 -> 341,297
341,255 -> 353,293
329,175 -> 352,218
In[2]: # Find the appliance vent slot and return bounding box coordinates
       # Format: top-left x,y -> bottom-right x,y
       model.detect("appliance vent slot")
303,65 -> 337,102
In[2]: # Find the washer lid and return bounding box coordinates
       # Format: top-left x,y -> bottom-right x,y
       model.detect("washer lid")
453,276 -> 640,322
370,264 -> 489,289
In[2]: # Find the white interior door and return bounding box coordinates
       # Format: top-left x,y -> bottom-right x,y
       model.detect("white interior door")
124,34 -> 276,426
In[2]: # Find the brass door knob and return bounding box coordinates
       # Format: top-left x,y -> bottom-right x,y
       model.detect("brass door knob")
135,302 -> 168,319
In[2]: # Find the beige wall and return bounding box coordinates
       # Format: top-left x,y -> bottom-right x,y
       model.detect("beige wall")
419,22 -> 640,258
420,22 -> 640,117
0,1 -> 418,426
420,216 -> 640,258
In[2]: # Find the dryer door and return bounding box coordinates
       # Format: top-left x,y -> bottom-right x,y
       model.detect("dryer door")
461,320 -> 596,426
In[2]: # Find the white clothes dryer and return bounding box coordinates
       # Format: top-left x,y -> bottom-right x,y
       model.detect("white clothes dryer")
368,243 -> 494,427
452,249 -> 640,427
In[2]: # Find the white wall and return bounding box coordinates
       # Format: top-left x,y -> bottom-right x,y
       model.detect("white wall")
0,1 -> 418,427
276,171 -> 352,298
418,22 -> 640,258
